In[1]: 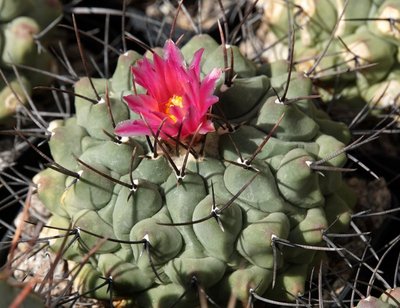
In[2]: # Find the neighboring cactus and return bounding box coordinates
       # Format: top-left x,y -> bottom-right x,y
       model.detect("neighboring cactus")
378,287 -> 400,307
33,34 -> 356,306
0,262 -> 44,308
251,0 -> 400,114
0,278 -> 44,308
0,0 -> 62,124
356,287 -> 400,307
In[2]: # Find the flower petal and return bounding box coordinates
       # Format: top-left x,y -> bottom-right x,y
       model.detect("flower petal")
189,48 -> 204,78
115,40 -> 221,141
123,94 -> 159,114
115,120 -> 151,136
164,39 -> 184,66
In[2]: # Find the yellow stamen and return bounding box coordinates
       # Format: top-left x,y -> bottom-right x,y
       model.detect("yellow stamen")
165,95 -> 183,122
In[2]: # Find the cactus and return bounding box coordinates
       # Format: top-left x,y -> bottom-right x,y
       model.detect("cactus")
378,287 -> 400,307
0,278 -> 44,308
0,0 -> 62,124
251,0 -> 400,114
355,287 -> 400,307
31,33 -> 358,306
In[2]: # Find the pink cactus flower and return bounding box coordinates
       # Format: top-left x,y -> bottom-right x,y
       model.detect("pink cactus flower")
115,40 -> 221,141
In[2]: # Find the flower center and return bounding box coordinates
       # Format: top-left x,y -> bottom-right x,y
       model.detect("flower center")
164,95 -> 183,123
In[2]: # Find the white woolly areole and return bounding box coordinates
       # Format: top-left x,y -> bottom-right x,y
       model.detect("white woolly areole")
47,120 -> 61,135
98,97 -> 106,104
132,179 -> 139,190
236,157 -> 245,164
32,173 -> 41,187
119,136 -> 130,143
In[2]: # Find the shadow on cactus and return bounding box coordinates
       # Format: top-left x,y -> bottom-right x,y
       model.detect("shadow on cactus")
25,29 -> 368,307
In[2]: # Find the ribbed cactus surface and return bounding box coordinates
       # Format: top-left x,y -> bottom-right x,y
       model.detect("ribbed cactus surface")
34,34 -> 356,306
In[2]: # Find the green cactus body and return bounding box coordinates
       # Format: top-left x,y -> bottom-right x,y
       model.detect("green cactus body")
0,279 -> 44,308
0,0 -> 61,124
0,75 -> 31,124
379,287 -> 400,307
350,287 -> 400,307
34,34 -> 355,306
256,0 -> 400,113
